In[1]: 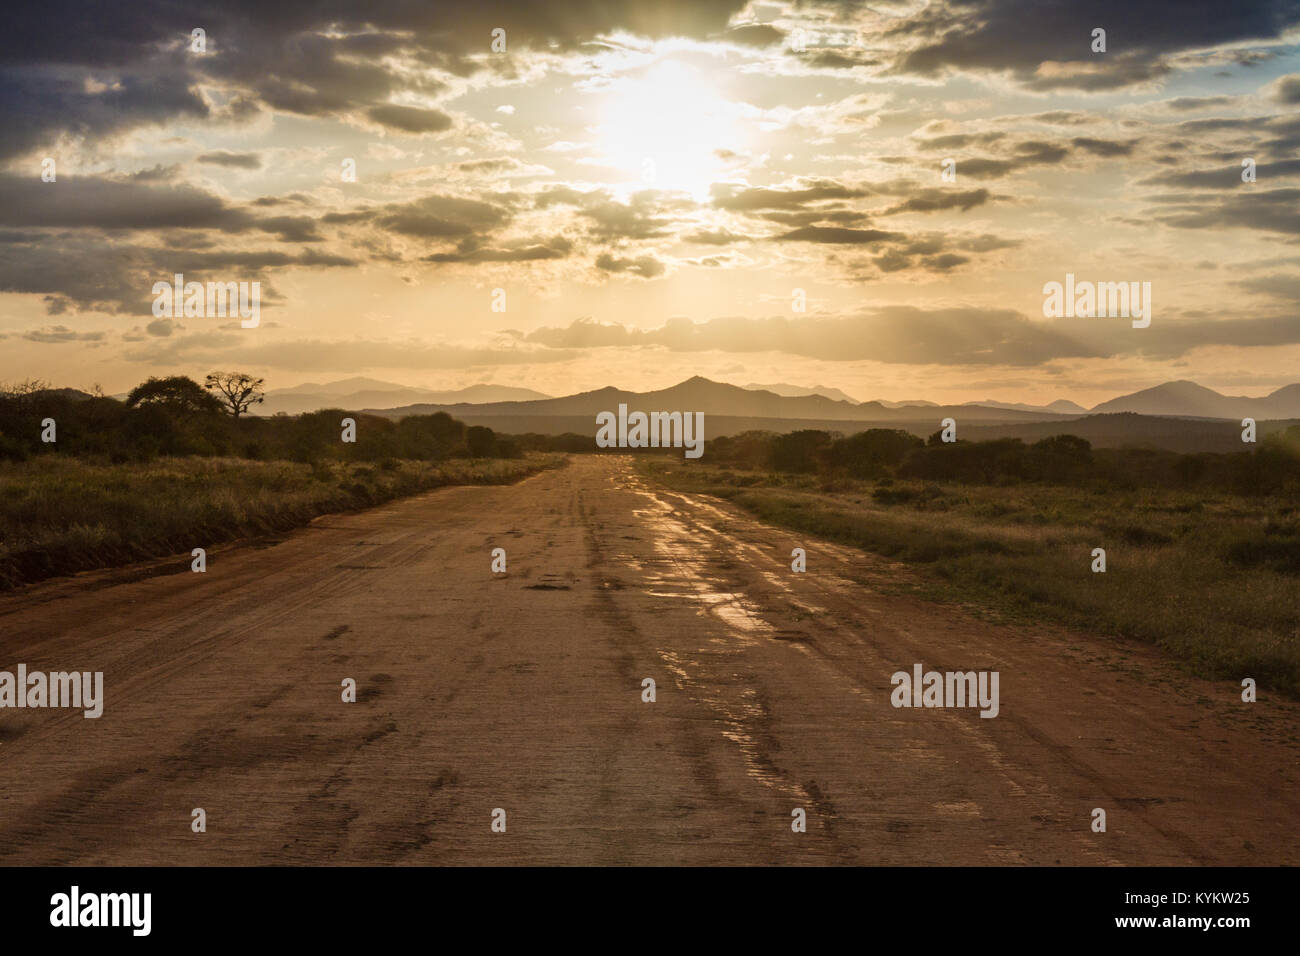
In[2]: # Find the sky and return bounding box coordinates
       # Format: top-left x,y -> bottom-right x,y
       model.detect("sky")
1,0 -> 1299,405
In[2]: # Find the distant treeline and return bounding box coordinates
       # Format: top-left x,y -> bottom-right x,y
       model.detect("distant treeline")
0,378 -> 521,464
7,378 -> 1300,495
704,426 -> 1300,496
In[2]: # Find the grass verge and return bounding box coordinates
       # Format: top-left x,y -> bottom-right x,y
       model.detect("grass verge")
641,459 -> 1300,697
0,453 -> 563,590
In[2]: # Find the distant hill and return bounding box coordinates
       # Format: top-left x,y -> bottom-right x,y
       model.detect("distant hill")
959,413 -> 1300,454
876,398 -> 938,408
256,381 -> 552,416
744,383 -> 1092,415
364,376 -> 1070,426
35,387 -> 97,402
744,382 -> 861,404
965,398 -> 1089,415
1089,380 -> 1300,419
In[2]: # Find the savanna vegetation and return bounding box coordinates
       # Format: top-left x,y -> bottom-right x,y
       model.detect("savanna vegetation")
0,375 -> 526,464
0,376 -> 559,588
642,426 -> 1300,697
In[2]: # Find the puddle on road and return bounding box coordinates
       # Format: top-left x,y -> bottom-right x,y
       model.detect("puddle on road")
617,473 -> 820,800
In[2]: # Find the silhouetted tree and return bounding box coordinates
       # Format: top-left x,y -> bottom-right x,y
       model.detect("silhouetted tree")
466,425 -> 497,457
205,372 -> 265,418
126,376 -> 222,416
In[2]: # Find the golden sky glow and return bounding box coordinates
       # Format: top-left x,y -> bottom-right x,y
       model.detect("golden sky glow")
1,1 -> 1299,405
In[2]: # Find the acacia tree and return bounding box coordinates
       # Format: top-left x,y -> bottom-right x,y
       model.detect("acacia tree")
204,371 -> 265,418
126,376 -> 222,416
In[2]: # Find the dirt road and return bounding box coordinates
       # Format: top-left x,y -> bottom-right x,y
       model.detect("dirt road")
0,455 -> 1295,865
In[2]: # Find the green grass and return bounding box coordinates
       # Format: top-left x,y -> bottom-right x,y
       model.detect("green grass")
641,459 -> 1300,697
0,454 -> 562,589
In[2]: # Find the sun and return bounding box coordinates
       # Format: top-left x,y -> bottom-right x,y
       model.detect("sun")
592,60 -> 744,199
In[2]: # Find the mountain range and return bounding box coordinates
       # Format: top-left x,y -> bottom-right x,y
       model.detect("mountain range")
357,377 -> 1300,424
84,376 -> 1300,422
254,379 -> 552,416
1089,380 -> 1300,420
363,376 -> 1065,425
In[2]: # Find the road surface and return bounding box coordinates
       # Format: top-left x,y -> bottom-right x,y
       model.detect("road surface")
0,455 -> 1296,864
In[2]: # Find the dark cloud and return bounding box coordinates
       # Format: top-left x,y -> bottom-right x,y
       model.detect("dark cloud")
1141,159 -> 1300,189
374,193 -> 514,239
146,318 -> 182,337
1071,137 -> 1137,157
1234,273 -> 1300,299
367,104 -> 454,134
22,325 -> 107,343
711,180 -> 870,211
724,24 -> 785,47
196,150 -> 262,169
1152,186 -> 1300,234
1273,73 -> 1300,103
913,132 -> 1006,151
456,157 -> 531,174
756,209 -> 869,227
880,188 -> 992,214
0,233 -> 355,315
0,59 -> 207,161
773,226 -> 904,244
1163,96 -> 1237,111
891,0 -> 1300,91
425,236 -> 572,263
797,49 -> 880,70
0,173 -> 327,242
595,253 -> 665,278
0,1 -> 749,159
684,229 -> 752,245
536,187 -> 684,240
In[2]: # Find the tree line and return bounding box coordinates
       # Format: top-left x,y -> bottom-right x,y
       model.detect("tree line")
705,426 -> 1300,496
0,374 -> 519,463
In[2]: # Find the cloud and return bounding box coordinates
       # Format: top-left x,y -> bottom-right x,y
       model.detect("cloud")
22,325 -> 106,343
0,0 -> 752,162
145,318 -> 183,337
1152,186 -> 1300,235
684,229 -> 752,245
723,24 -> 785,47
425,236 -> 573,263
124,334 -> 579,371
1140,159 -> 1300,189
711,180 -> 870,211
367,104 -> 454,134
522,306 -> 1300,365
372,193 -> 515,238
879,188 -> 993,214
1268,72 -> 1300,103
525,308 -> 1090,365
1070,137 -> 1136,157
1234,272 -> 1300,300
537,187 -> 685,240
196,150 -> 262,169
595,253 -> 665,278
0,234 -> 355,315
0,59 -> 208,161
890,0 -> 1300,91
773,226 -> 904,244
0,173 -> 331,243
